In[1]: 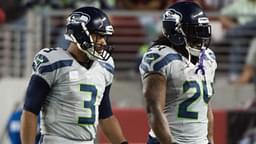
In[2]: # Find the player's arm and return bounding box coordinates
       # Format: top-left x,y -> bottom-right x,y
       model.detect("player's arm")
21,75 -> 50,144
98,85 -> 127,144
21,111 -> 38,144
99,116 -> 127,144
237,64 -> 254,84
207,103 -> 214,144
142,73 -> 173,144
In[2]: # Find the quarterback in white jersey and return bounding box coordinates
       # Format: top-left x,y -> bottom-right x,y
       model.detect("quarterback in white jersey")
140,2 -> 217,144
21,7 -> 127,144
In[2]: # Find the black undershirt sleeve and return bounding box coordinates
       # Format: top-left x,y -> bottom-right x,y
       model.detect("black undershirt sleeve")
98,84 -> 113,119
23,75 -> 50,115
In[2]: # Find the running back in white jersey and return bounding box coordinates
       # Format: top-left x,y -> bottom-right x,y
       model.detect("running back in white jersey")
140,45 -> 217,144
32,47 -> 114,142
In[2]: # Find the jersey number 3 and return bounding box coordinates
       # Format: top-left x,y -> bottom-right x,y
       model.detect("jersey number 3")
178,81 -> 212,119
78,84 -> 97,125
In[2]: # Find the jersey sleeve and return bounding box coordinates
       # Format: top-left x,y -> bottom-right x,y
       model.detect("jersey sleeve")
139,46 -> 182,79
32,48 -> 72,87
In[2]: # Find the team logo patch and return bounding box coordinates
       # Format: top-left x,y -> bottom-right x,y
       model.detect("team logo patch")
144,53 -> 160,66
32,54 -> 49,71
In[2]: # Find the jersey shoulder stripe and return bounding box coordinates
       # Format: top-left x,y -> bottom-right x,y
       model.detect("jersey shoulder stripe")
99,62 -> 114,74
140,45 -> 182,73
98,57 -> 115,75
153,53 -> 182,71
39,60 -> 73,74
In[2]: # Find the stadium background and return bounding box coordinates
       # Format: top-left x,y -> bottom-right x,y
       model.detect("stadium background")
0,0 -> 255,144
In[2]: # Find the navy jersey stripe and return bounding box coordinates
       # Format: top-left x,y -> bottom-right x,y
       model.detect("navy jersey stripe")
99,62 -> 114,74
39,60 -> 73,74
153,54 -> 182,71
140,63 -> 149,73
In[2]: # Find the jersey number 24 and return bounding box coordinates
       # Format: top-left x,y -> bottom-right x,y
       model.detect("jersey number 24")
178,81 -> 212,119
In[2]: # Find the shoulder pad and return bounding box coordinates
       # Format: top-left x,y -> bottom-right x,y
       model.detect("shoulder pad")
141,45 -> 182,72
205,49 -> 216,61
32,48 -> 72,73
98,57 -> 115,74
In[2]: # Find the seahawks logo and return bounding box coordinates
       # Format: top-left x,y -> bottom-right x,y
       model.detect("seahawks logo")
144,53 -> 160,66
32,54 -> 49,71
162,9 -> 182,25
67,12 -> 90,25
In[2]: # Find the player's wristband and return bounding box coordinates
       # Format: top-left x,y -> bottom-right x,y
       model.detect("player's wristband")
120,141 -> 128,144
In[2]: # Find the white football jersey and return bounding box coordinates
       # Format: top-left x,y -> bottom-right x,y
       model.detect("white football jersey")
140,45 -> 217,144
32,47 -> 114,142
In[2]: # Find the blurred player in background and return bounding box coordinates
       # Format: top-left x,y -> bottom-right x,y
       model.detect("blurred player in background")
237,38 -> 256,108
140,1 -> 217,144
7,104 -> 40,144
20,6 -> 128,144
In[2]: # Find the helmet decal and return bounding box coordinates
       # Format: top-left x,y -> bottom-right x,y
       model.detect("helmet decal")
192,11 -> 203,18
162,9 -> 182,25
67,12 -> 90,25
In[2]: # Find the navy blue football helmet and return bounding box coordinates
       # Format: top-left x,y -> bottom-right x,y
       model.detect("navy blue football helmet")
162,1 -> 211,56
65,7 -> 114,61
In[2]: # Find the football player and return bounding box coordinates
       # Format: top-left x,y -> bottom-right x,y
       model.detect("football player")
139,1 -> 217,144
20,7 -> 128,144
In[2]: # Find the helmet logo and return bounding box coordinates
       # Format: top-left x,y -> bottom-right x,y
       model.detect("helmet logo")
162,9 -> 182,25
67,12 -> 90,25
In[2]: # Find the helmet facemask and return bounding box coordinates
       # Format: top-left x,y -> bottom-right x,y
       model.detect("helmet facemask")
183,23 -> 211,56
83,32 -> 113,61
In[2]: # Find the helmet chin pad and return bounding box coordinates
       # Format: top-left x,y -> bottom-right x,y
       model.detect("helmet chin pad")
188,47 -> 201,56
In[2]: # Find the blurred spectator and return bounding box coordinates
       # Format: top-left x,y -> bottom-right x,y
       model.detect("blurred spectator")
0,0 -> 26,23
204,0 -> 235,11
220,0 -> 256,29
237,38 -> 256,85
74,0 -> 100,9
236,38 -> 256,108
220,0 -> 256,81
100,0 -> 116,9
0,7 -> 6,24
174,0 -> 216,11
117,0 -> 170,10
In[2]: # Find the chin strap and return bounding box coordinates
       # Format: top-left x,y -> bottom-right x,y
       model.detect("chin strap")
195,46 -> 206,75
